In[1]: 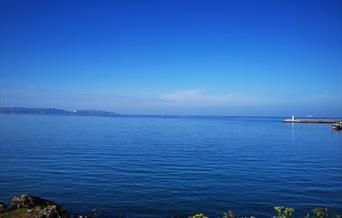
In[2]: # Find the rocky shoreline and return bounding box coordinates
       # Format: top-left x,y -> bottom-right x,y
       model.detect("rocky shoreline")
1,194 -> 340,218
0,194 -> 88,218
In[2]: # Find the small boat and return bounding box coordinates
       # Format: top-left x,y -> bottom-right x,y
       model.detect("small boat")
332,122 -> 342,130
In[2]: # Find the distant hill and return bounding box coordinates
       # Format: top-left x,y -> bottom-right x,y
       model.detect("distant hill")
0,107 -> 122,117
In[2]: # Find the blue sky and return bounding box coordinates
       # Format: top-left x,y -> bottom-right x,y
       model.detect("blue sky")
1,0 -> 341,116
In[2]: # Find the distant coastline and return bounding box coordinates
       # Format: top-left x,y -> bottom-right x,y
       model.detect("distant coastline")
1,107 -> 341,120
0,107 -> 122,118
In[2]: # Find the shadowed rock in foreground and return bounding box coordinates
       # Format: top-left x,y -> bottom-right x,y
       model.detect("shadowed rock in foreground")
0,194 -> 69,218
1,194 -> 340,218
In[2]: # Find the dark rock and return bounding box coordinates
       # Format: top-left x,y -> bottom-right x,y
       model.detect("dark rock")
10,194 -> 69,218
33,204 -> 69,218
0,202 -> 7,211
11,194 -> 51,209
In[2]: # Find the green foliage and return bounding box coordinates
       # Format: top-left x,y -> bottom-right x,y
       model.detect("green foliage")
304,213 -> 311,218
222,209 -> 235,218
0,208 -> 33,218
273,206 -> 295,218
312,208 -> 328,218
91,208 -> 101,218
189,213 -> 208,218
187,207 -> 339,218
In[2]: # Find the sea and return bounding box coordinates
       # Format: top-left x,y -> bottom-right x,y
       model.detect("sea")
0,114 -> 341,217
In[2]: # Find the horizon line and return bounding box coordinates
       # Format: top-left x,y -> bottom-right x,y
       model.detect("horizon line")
1,106 -> 341,119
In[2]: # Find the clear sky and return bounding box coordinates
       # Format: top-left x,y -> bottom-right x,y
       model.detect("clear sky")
1,0 -> 341,116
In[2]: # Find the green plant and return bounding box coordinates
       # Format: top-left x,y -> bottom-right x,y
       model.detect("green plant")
304,213 -> 310,218
189,213 -> 208,218
273,206 -> 295,218
222,209 -> 235,218
312,208 -> 328,218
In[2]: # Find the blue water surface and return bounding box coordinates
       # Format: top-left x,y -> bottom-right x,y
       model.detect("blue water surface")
0,114 -> 341,217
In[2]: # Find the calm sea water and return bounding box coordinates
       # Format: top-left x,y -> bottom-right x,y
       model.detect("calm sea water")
0,114 -> 341,217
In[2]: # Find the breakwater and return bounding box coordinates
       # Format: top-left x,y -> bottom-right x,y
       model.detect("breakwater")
283,119 -> 342,123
